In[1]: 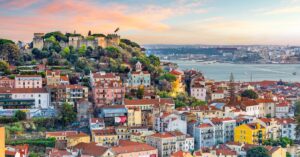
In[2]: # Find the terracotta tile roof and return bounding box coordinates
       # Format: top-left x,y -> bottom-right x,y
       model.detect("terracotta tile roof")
46,70 -> 60,76
150,132 -> 174,138
16,75 -> 41,78
74,142 -> 108,156
171,150 -> 192,157
93,128 -> 116,135
211,117 -> 234,124
276,101 -> 289,107
46,131 -> 77,137
170,70 -> 182,75
256,99 -> 274,103
169,130 -> 184,136
0,77 -> 13,80
258,118 -> 272,123
198,123 -> 213,128
48,84 -> 87,89
124,98 -> 174,106
48,148 -> 72,157
111,141 -> 156,154
60,76 -> 69,81
216,148 -> 237,156
0,88 -> 48,93
246,123 -> 265,130
67,132 -> 89,138
241,100 -> 258,107
275,118 -> 295,124
94,72 -> 115,77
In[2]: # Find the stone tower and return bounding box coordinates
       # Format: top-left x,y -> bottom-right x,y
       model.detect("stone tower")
33,33 -> 44,50
68,36 -> 81,49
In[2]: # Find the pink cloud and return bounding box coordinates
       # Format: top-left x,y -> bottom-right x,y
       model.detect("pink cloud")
0,0 -> 39,9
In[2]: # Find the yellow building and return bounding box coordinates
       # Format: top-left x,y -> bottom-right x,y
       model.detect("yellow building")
268,146 -> 286,157
234,123 -> 266,144
46,70 -> 61,86
92,129 -> 118,146
127,108 -> 142,126
0,125 -> 5,157
46,131 -> 90,147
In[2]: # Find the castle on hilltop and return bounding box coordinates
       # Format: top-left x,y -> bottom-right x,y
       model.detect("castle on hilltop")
33,32 -> 120,50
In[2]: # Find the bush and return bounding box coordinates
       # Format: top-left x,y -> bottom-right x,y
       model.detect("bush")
14,110 -> 27,121
0,117 -> 18,124
7,138 -> 56,147
241,89 -> 258,99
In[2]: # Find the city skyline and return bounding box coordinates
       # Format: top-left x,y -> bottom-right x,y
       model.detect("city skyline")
1,0 -> 300,45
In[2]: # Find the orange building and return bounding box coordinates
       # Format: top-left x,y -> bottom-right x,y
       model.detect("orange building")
0,125 -> 5,157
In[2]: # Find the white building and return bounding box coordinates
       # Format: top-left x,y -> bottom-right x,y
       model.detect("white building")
277,118 -> 297,140
210,118 -> 236,144
275,102 -> 290,118
240,100 -> 261,117
190,77 -> 206,101
211,90 -> 225,101
0,88 -> 51,117
154,113 -> 187,134
194,123 -> 215,149
15,75 -> 42,88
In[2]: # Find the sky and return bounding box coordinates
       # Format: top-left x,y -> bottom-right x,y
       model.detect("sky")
1,0 -> 300,45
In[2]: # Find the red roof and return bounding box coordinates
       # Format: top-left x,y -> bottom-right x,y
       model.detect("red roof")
0,88 -> 48,94
198,123 -> 213,128
170,70 -> 182,75
124,98 -> 174,106
171,150 -> 192,157
111,141 -> 156,154
74,142 -> 108,156
150,132 -> 174,138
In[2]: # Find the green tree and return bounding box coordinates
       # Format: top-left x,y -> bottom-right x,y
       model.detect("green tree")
61,47 -> 70,57
137,87 -> 144,99
0,60 -> 10,74
295,101 -> 300,116
78,44 -> 86,56
0,43 -> 20,64
148,54 -> 160,67
246,146 -> 270,157
59,103 -> 76,126
14,110 -> 27,121
106,46 -> 121,58
241,89 -> 258,99
159,73 -> 176,82
0,38 -> 14,45
45,36 -> 56,43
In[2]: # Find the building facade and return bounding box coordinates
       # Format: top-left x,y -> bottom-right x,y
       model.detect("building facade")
15,75 -> 42,88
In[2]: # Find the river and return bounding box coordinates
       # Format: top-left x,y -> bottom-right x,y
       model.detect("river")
171,60 -> 300,82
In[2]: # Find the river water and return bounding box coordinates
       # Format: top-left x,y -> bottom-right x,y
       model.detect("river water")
172,60 -> 300,82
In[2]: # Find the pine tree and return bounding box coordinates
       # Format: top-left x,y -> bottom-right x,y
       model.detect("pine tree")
229,72 -> 236,104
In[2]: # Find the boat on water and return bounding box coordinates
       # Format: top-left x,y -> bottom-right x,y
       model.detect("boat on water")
292,72 -> 296,75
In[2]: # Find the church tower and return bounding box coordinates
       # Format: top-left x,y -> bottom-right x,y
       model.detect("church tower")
135,61 -> 142,72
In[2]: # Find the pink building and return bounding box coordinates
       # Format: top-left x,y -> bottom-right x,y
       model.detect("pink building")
0,77 -> 15,88
190,77 -> 206,101
15,75 -> 42,88
93,80 -> 125,106
90,71 -> 120,87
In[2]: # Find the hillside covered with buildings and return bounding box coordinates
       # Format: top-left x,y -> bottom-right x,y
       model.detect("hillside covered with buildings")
0,31 -> 299,157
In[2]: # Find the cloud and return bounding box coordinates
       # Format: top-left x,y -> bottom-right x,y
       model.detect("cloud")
0,0 -> 39,9
262,6 -> 300,15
